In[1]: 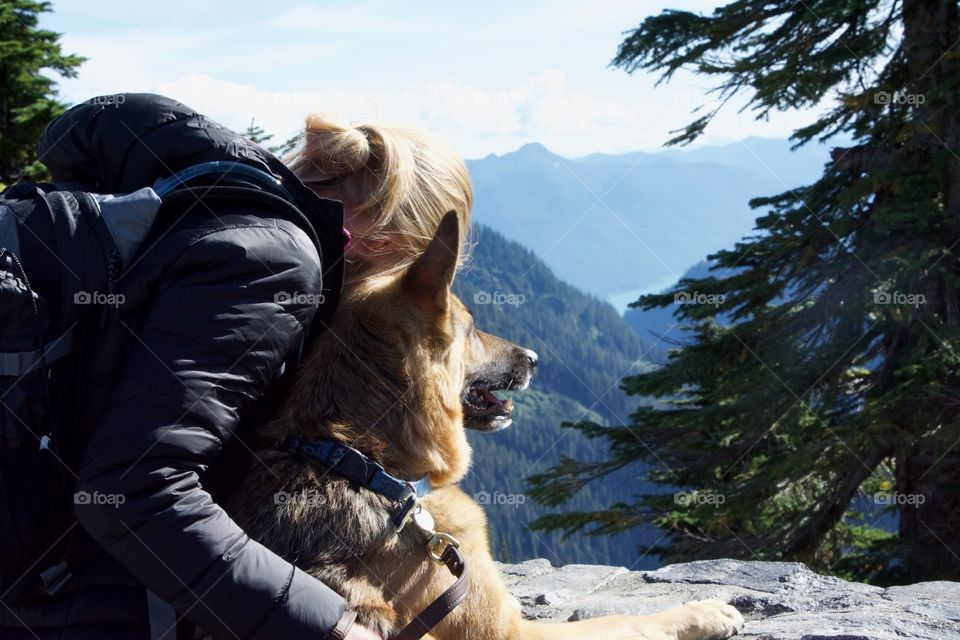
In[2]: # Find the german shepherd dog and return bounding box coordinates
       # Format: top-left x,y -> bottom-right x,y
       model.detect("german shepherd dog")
223,213 -> 745,639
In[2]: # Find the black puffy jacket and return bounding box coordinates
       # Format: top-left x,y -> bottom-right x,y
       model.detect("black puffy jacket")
0,94 -> 352,639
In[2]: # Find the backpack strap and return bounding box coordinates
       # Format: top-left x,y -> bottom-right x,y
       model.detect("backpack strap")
152,161 -> 293,201
0,204 -> 20,257
0,329 -> 74,376
146,589 -> 177,640
90,188 -> 162,267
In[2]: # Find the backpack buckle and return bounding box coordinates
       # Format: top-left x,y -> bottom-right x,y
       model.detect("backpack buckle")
37,561 -> 72,596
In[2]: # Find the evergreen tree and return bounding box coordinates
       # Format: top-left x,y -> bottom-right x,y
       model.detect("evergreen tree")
0,0 -> 84,186
243,117 -> 273,146
243,117 -> 299,158
530,0 -> 960,584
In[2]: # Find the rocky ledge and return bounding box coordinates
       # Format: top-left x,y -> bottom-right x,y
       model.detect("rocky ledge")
499,559 -> 960,640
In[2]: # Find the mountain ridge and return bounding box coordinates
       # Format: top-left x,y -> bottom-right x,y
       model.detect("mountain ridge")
453,137 -> 831,566
466,136 -> 830,306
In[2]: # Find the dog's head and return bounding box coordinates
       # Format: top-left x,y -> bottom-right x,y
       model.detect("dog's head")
286,212 -> 536,485
401,212 -> 538,434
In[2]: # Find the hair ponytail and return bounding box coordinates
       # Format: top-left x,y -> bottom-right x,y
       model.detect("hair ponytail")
284,114 -> 473,282
285,114 -> 371,183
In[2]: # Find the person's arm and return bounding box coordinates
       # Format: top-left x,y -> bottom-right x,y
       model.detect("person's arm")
73,220 -> 352,639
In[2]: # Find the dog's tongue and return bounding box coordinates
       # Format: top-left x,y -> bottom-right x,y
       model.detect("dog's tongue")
482,389 -> 512,414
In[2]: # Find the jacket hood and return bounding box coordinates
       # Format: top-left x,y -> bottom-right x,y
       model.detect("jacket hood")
37,92 -> 345,307
40,93 -> 284,193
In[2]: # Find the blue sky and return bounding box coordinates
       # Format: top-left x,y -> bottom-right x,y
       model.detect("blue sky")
41,0 -> 825,159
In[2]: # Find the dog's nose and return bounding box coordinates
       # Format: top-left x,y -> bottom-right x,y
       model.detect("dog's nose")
523,348 -> 538,369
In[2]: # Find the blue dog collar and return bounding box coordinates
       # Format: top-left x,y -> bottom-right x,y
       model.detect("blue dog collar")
284,436 -> 431,531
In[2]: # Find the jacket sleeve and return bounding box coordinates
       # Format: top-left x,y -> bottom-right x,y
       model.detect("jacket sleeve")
73,220 -> 349,639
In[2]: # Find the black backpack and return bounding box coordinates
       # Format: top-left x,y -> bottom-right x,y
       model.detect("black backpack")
0,162 -> 311,605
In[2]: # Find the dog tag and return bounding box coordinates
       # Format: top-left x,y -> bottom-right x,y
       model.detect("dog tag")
413,505 -> 435,533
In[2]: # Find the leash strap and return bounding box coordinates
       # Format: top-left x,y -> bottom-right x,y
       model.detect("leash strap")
393,546 -> 468,640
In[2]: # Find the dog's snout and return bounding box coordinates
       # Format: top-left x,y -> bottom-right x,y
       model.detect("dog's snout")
523,348 -> 538,369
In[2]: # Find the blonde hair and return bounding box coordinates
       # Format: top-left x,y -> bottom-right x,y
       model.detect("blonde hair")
284,114 -> 473,283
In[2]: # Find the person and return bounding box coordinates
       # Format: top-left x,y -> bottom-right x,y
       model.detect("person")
284,112 -> 472,283
0,93 -> 473,640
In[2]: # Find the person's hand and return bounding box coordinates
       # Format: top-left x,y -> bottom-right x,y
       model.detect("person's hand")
344,622 -> 383,640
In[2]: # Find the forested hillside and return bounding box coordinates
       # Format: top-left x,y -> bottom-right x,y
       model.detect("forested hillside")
622,260 -> 714,363
453,225 -> 663,566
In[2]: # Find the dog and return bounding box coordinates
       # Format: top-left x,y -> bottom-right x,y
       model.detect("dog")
222,212 -> 745,639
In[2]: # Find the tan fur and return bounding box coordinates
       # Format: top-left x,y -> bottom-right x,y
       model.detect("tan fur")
224,214 -> 744,639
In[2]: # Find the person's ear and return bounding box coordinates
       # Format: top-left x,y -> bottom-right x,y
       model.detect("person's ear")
359,236 -> 391,254
401,211 -> 460,313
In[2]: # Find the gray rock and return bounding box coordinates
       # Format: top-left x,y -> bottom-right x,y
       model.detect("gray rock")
508,563 -> 627,609
882,581 -> 960,622
497,559 -> 960,640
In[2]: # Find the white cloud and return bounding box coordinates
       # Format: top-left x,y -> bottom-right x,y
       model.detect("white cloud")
149,70 -> 636,158
47,1 -> 828,159
155,73 -> 384,143
57,30 -> 216,102
419,70 -> 634,140
520,70 -> 635,133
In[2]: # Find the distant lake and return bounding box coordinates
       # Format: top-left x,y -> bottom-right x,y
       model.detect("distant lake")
608,275 -> 678,313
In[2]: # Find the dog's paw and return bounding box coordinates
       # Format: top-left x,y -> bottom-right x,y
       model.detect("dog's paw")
668,599 -> 744,640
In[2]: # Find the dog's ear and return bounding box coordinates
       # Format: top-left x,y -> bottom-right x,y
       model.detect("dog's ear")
402,211 -> 460,313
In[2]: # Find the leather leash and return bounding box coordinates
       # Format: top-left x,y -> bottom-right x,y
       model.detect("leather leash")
393,543 -> 468,640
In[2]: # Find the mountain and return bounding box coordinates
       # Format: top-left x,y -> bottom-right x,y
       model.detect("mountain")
455,224 -> 656,423
577,136 -> 830,187
453,137 -> 831,565
467,137 -> 829,308
622,260 -> 715,363
452,225 -> 663,567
